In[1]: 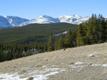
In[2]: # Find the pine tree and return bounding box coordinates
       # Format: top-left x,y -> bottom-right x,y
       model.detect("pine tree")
76,25 -> 85,46
86,14 -> 98,44
47,34 -> 54,51
76,23 -> 92,46
55,36 -> 64,50
98,15 -> 107,42
64,29 -> 72,48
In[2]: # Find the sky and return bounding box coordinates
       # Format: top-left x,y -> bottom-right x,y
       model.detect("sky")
0,0 -> 106,19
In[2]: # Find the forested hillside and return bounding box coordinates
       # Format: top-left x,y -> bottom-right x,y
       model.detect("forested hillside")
0,23 -> 75,62
51,14 -> 107,51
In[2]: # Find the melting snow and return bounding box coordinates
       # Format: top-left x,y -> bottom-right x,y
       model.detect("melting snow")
69,61 -> 107,72
69,61 -> 86,72
0,67 -> 65,80
91,64 -> 107,68
74,61 -> 84,65
102,64 -> 107,67
0,73 -> 26,80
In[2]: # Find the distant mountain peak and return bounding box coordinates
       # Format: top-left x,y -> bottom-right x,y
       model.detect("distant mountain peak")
0,15 -> 90,28
31,15 -> 59,24
6,16 -> 29,26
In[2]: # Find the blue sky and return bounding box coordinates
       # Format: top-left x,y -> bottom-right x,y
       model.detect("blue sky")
0,0 -> 106,19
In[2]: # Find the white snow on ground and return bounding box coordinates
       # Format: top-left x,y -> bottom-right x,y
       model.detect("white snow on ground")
69,61 -> 107,72
0,73 -> 27,80
0,67 -> 65,80
102,64 -> 107,67
69,61 -> 86,72
1,62 -> 107,80
74,61 -> 84,65
91,64 -> 107,67
88,51 -> 98,57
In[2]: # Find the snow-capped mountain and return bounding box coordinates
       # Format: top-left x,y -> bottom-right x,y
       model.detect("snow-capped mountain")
22,15 -> 89,26
0,15 -> 90,28
6,16 -> 29,26
20,15 -> 60,26
0,16 -> 29,28
58,15 -> 89,24
34,15 -> 59,24
20,15 -> 59,26
0,16 -> 11,27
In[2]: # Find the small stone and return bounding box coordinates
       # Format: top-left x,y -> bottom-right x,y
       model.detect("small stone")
27,77 -> 34,80
88,54 -> 95,57
69,62 -> 74,65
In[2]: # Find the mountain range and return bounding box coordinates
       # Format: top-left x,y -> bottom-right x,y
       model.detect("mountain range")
0,15 -> 90,28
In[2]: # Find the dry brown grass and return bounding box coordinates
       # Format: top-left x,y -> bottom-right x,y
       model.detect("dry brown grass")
0,43 -> 107,80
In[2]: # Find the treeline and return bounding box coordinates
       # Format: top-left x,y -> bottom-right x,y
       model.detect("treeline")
0,43 -> 47,62
47,14 -> 107,51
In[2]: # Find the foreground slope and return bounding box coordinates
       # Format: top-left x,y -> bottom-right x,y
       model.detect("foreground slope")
0,43 -> 107,80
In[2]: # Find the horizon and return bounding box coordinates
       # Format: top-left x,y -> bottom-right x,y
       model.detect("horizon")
0,0 -> 107,19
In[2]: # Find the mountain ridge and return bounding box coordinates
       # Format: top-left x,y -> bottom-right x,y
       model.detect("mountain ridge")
0,15 -> 90,28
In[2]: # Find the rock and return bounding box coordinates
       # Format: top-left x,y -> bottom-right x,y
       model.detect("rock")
69,62 -> 74,65
88,54 -> 95,57
26,77 -> 34,80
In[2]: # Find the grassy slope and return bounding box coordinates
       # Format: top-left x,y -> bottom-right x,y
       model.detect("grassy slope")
0,43 -> 107,80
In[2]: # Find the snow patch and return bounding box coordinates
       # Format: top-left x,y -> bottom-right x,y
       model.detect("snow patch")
0,67 -> 65,80
69,61 -> 86,72
54,31 -> 68,37
91,63 -> 107,68
91,64 -> 102,67
0,73 -> 26,80
74,61 -> 84,65
102,64 -> 107,67
69,61 -> 107,72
